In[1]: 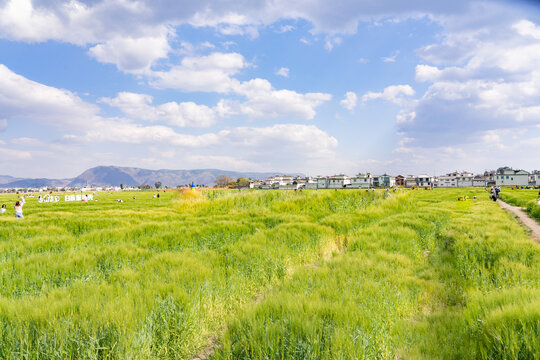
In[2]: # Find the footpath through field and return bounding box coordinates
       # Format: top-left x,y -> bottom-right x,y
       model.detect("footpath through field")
498,199 -> 540,244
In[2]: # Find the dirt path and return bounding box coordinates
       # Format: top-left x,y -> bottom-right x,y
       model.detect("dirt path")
498,200 -> 540,244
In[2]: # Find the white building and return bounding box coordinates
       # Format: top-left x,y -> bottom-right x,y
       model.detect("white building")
327,175 -> 351,189
529,171 -> 540,186
372,174 -> 395,187
455,172 -> 474,187
317,176 -> 329,189
349,173 -> 372,188
304,177 -> 318,189
436,175 -> 456,188
416,175 -> 433,188
404,176 -> 417,188
472,175 -> 487,187
495,168 -> 530,186
266,176 -> 293,186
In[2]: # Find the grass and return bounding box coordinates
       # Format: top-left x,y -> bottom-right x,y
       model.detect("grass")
499,188 -> 540,222
0,188 -> 538,359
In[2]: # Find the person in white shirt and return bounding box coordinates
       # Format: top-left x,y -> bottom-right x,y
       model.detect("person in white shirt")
0,204 -> 6,215
14,201 -> 23,219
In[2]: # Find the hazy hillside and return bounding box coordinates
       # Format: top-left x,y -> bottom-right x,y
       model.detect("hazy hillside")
2,178 -> 71,188
0,166 -> 289,188
0,175 -> 21,185
69,166 -> 282,187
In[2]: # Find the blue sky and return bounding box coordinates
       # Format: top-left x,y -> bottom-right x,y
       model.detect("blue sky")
0,0 -> 539,178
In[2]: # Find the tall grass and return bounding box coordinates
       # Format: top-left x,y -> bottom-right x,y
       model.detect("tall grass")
0,189 -> 386,359
499,189 -> 540,222
1,189 -> 538,359
212,189 -> 540,360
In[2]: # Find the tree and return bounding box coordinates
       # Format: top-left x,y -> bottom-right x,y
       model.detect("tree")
215,175 -> 233,188
120,183 -> 124,189
155,181 -> 162,189
139,184 -> 152,190
236,177 -> 251,188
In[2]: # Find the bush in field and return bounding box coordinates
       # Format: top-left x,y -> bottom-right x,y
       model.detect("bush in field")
178,187 -> 202,200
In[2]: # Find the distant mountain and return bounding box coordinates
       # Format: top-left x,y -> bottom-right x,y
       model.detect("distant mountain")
2,178 -> 71,188
0,175 -> 24,185
0,166 -> 290,188
68,166 -> 283,187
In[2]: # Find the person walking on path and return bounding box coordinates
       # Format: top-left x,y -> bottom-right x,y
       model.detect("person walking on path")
14,201 -> 23,219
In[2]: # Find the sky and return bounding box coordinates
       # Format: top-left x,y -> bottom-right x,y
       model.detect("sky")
0,0 -> 539,178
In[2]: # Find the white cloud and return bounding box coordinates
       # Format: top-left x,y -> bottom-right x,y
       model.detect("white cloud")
0,148 -> 32,160
513,19 -> 540,39
0,119 -> 7,132
0,64 -> 98,128
396,111 -> 416,124
397,12 -> 540,154
221,78 -> 331,120
324,36 -> 342,51
100,92 -> 216,127
415,65 -> 442,82
67,119 -> 222,147
381,50 -> 399,63
340,92 -> 358,110
277,24 -> 294,33
362,85 -> 415,105
65,122 -> 338,165
149,52 -> 246,92
88,32 -> 171,73
276,67 -> 290,77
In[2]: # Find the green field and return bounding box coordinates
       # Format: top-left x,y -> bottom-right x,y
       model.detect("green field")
499,188 -> 540,222
0,189 -> 539,359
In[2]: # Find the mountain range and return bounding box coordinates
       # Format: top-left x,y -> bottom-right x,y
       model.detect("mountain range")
0,166 -> 286,188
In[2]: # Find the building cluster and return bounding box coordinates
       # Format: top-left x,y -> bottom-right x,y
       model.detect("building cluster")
0,185 -> 139,194
251,167 -> 540,190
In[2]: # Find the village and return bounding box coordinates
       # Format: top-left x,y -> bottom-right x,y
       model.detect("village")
251,167 -> 540,190
0,167 -> 538,193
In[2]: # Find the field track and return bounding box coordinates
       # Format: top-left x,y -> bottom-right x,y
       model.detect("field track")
498,199 -> 540,243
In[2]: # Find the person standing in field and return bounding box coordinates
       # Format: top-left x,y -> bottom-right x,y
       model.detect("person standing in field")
1,204 -> 6,215
14,201 -> 23,219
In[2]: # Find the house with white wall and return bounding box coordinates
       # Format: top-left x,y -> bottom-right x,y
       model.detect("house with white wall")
416,175 -> 433,188
455,172 -> 474,187
349,173 -> 372,188
317,176 -> 329,189
495,168 -> 529,186
372,174 -> 395,187
472,175 -> 487,187
405,176 -> 417,188
529,171 -> 540,186
436,175 -> 457,188
327,175 -> 351,189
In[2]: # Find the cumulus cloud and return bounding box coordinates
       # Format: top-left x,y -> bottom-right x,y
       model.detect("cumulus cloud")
218,78 -> 331,120
100,92 -> 217,127
276,67 -> 290,77
0,64 -> 98,129
340,92 -> 358,110
401,16 -> 540,148
0,0 -> 474,46
362,85 -> 415,105
149,52 -> 246,92
65,122 -> 338,163
88,32 -> 171,73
